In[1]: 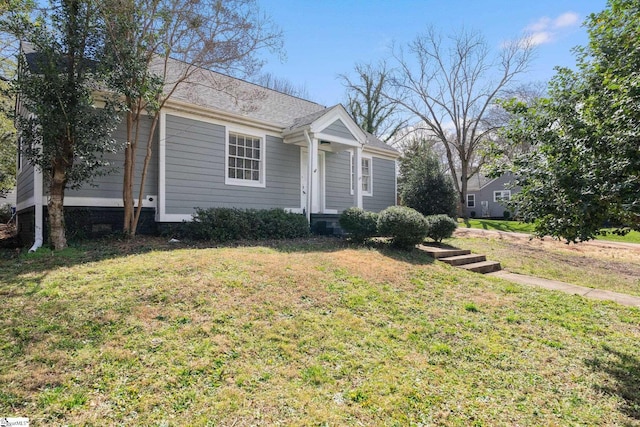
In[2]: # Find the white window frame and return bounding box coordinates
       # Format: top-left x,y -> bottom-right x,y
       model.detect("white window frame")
350,152 -> 373,196
361,155 -> 372,196
493,190 -> 511,203
225,129 -> 266,188
467,193 -> 475,208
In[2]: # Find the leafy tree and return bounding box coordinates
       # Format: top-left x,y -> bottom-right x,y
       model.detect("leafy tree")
500,0 -> 640,242
340,61 -> 405,143
0,77 -> 15,198
398,138 -> 457,218
2,0 -> 120,249
388,27 -> 534,216
99,0 -> 283,237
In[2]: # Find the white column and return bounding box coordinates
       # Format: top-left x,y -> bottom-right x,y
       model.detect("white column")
309,137 -> 320,213
354,146 -> 363,209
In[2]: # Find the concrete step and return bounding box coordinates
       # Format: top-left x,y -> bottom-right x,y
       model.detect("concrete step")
440,253 -> 487,266
459,260 -> 502,274
419,245 -> 471,259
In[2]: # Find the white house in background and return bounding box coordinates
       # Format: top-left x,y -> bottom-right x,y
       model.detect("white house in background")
16,49 -> 400,246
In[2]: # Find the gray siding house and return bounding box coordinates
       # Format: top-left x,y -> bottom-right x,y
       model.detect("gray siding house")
16,57 -> 399,245
464,173 -> 518,218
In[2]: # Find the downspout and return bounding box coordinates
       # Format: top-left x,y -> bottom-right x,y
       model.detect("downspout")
30,165 -> 43,252
303,130 -> 313,224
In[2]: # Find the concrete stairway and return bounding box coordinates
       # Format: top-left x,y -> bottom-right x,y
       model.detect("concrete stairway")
419,245 -> 501,274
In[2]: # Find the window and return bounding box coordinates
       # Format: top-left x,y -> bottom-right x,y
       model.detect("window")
350,152 -> 372,196
226,132 -> 264,187
493,190 -> 511,202
361,157 -> 372,196
467,193 -> 475,208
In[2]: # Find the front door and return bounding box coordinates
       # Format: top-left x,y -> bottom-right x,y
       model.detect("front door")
481,201 -> 489,217
300,148 -> 325,213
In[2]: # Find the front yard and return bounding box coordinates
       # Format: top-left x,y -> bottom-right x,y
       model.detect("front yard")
1,237 -> 639,425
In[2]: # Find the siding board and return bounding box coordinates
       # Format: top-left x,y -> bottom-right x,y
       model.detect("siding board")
322,119 -> 356,141
325,151 -> 353,212
164,114 -> 300,215
363,157 -> 396,213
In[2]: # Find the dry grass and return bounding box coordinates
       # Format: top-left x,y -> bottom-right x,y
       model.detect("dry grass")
451,229 -> 640,296
0,237 -> 639,425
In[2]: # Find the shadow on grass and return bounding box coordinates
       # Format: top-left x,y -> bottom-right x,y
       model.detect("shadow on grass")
0,235 -> 437,292
586,345 -> 640,421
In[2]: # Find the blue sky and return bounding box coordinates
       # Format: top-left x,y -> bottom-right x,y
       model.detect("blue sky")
258,0 -> 608,107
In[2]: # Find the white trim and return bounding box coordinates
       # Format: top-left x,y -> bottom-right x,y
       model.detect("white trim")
349,150 -> 354,196
318,151 -> 326,213
323,209 -> 338,214
354,147 -> 363,209
157,111 -> 166,221
285,207 -> 304,214
164,98 -> 283,134
300,147 -> 308,214
362,145 -> 400,160
467,193 -> 476,208
493,190 -> 511,203
361,155 -> 373,197
162,213 -> 193,222
313,132 -> 360,148
309,105 -> 367,143
224,128 -> 266,188
63,196 -> 157,208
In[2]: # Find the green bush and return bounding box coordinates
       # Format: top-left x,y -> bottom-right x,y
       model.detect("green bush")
0,203 -> 12,223
187,207 -> 309,242
425,214 -> 457,242
503,210 -> 512,220
339,207 -> 378,242
377,206 -> 429,249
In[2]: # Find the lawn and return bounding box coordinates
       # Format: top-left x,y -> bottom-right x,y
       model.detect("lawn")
461,219 -> 640,244
1,237 -> 640,425
449,230 -> 640,297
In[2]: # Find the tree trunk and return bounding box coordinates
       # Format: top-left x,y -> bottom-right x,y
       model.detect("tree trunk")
48,161 -> 68,250
122,110 -> 136,236
132,114 -> 159,234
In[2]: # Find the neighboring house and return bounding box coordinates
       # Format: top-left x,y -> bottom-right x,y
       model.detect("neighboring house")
464,172 -> 518,218
15,52 -> 400,246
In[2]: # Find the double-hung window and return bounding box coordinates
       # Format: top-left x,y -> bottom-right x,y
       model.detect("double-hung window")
493,190 -> 511,202
467,193 -> 475,208
350,152 -> 373,196
226,132 -> 264,187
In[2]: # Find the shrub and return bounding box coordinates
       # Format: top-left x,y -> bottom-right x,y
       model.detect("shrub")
425,214 -> 457,242
339,207 -> 378,242
398,140 -> 458,217
0,203 -> 12,223
503,210 -> 512,220
187,207 -> 309,242
470,211 -> 476,218
377,206 -> 429,249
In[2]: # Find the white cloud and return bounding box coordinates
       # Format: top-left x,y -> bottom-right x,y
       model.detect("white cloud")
523,11 -> 580,46
528,31 -> 554,46
553,12 -> 579,29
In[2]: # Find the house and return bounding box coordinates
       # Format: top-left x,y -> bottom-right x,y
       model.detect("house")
464,172 -> 518,218
15,54 -> 400,246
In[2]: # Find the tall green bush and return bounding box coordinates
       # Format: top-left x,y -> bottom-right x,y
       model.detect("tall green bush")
377,206 -> 428,249
339,207 -> 378,242
398,139 -> 458,217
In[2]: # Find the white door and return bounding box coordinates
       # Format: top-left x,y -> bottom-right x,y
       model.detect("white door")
481,201 -> 489,217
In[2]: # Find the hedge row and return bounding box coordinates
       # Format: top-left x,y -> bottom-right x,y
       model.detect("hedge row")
339,206 -> 457,249
184,208 -> 310,242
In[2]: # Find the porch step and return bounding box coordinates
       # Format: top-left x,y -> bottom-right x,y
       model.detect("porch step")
459,260 -> 502,274
440,253 -> 486,266
419,245 -> 471,259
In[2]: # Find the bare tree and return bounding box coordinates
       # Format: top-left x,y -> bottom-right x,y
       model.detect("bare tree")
254,72 -> 309,99
100,0 -> 283,236
388,27 -> 534,216
340,61 -> 406,143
